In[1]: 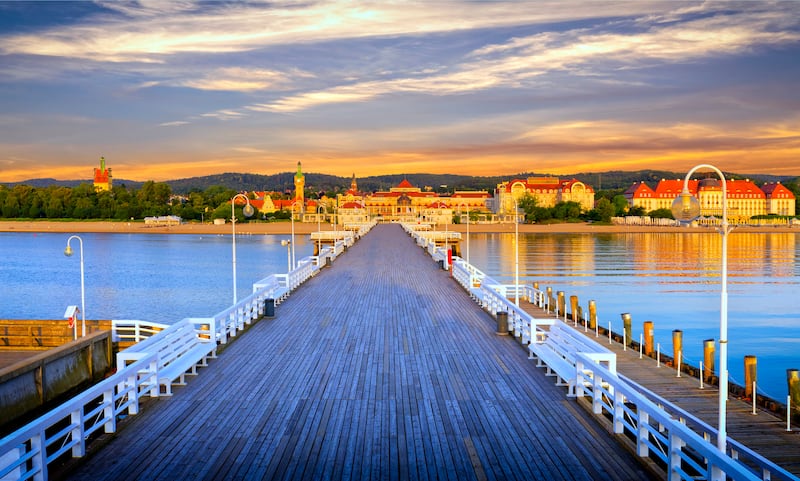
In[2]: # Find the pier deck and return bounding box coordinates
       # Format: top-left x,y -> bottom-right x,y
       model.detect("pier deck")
63,224 -> 655,480
518,303 -> 800,476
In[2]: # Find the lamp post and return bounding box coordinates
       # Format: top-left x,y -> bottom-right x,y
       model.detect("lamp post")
671,163 -> 730,459
281,239 -> 292,272
231,193 -> 255,304
514,198 -> 519,306
459,203 -> 470,265
317,203 -> 322,256
64,235 -> 86,337
290,201 -> 297,270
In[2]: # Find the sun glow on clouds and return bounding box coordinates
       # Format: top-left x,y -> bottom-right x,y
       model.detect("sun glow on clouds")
0,1 -> 799,181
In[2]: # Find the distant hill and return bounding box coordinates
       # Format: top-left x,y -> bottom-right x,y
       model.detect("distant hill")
5,170 -> 796,194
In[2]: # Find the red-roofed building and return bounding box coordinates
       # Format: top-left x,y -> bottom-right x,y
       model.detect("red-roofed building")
336,176 -> 491,223
626,178 -> 794,222
762,182 -> 796,216
493,177 -> 595,215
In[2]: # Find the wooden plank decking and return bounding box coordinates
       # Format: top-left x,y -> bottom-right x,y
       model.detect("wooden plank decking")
63,224 -> 655,481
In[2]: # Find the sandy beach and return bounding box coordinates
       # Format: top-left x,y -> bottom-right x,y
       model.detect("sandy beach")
0,219 -> 797,235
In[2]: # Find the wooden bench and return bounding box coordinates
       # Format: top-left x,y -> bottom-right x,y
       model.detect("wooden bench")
528,321 -> 616,397
116,321 -> 217,396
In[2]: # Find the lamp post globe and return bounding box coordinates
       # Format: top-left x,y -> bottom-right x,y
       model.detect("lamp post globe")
671,191 -> 701,223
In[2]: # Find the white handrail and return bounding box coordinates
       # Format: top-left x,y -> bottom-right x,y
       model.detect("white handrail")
0,353 -> 158,481
575,353 -> 764,481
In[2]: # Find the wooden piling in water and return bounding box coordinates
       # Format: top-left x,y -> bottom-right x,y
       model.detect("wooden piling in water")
643,320 -> 654,356
703,339 -> 715,382
672,329 -> 683,369
570,295 -> 578,322
745,355 -> 757,399
621,313 -> 632,347
557,291 -> 565,317
588,300 -> 597,330
788,369 -> 800,414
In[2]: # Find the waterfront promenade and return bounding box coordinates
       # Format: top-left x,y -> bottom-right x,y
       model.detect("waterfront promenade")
62,224 -> 654,480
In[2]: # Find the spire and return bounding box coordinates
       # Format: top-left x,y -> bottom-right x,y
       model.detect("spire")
296,161 -> 304,179
100,156 -> 106,171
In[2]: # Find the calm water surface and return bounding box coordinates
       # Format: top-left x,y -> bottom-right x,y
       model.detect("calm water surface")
466,230 -> 800,401
1,230 -> 798,400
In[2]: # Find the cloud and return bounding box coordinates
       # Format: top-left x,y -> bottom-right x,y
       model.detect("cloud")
159,120 -> 190,127
0,2 -> 687,62
178,66 -> 306,92
252,7 -> 800,112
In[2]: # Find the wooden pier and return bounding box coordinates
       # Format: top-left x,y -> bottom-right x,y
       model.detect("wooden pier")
61,224 -> 655,480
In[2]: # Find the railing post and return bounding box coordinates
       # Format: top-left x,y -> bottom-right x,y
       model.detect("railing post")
103,390 -> 116,434
31,432 -> 44,481
637,411 -> 650,457
613,388 -> 625,434
669,431 -> 684,481
71,408 -> 85,457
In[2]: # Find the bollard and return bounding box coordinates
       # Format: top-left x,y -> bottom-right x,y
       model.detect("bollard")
588,300 -> 597,330
621,313 -> 632,348
703,339 -> 715,382
533,282 -> 539,290
557,291 -> 565,317
570,295 -> 578,322
546,287 -> 553,312
744,355 -> 757,399
672,330 -> 683,369
496,311 -> 509,336
264,298 -> 275,318
643,321 -> 654,356
788,369 -> 800,417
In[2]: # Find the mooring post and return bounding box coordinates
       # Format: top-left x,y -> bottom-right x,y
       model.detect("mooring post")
588,300 -> 597,331
557,291 -> 565,317
787,368 -> 800,428
570,295 -> 578,325
643,320 -> 654,356
703,339 -> 716,383
744,355 -> 757,400
621,313 -> 632,348
672,329 -> 683,371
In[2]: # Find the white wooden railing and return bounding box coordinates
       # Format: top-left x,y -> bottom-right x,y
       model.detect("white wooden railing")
575,353 -> 790,481
0,224 -> 374,481
0,353 -> 158,481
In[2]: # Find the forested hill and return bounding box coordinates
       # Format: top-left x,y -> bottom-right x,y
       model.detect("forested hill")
5,170 -> 797,195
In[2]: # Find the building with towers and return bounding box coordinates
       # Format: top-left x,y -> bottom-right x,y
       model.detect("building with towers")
93,156 -> 112,192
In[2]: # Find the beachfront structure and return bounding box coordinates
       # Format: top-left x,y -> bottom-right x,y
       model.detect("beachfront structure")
336,178 -> 491,223
93,156 -> 112,192
625,178 -> 795,222
493,177 -> 596,215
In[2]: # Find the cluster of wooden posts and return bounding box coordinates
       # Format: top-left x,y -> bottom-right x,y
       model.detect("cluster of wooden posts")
535,283 -> 800,425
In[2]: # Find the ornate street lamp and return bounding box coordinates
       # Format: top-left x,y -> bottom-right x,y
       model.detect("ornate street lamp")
64,235 -> 86,337
671,163 -> 731,459
231,193 -> 255,304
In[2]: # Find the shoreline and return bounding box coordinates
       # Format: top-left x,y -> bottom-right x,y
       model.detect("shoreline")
1,220 -> 798,235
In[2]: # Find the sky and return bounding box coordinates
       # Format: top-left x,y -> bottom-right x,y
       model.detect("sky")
1,1 -> 799,183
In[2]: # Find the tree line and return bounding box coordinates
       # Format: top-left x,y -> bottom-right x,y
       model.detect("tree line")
0,182 -> 270,222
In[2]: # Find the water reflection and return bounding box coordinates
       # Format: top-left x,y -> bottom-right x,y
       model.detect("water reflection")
469,231 -> 800,400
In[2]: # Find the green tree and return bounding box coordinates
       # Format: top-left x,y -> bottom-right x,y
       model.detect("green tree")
593,198 -> 616,223
552,201 -> 582,220
648,208 -> 674,219
612,195 -> 629,216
